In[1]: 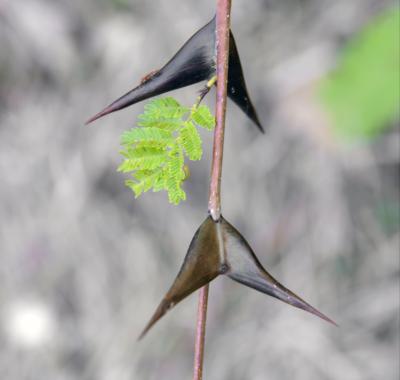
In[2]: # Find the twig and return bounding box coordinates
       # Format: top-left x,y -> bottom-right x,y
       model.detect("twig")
192,2 -> 232,380
208,0 -> 232,222
192,285 -> 209,380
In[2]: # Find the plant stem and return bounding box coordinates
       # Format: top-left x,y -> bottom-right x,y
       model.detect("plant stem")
192,285 -> 209,380
208,0 -> 232,221
192,2 -> 232,380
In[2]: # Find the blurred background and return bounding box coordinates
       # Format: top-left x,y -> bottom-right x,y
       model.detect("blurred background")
0,0 -> 399,379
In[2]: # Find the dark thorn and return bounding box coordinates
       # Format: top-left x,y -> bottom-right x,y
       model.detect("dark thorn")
220,217 -> 337,326
227,33 -> 265,133
139,216 -> 222,339
139,215 -> 336,339
86,17 -> 216,126
86,17 -> 264,132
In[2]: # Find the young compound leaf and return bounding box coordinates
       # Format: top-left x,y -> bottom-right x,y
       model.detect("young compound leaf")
179,122 -> 202,161
137,117 -> 183,131
152,170 -> 167,192
139,97 -> 188,123
126,169 -> 164,197
167,146 -> 185,184
169,187 -> 186,205
121,127 -> 173,147
118,147 -> 166,172
166,146 -> 186,205
137,97 -> 188,131
118,96 -> 214,205
166,177 -> 186,205
191,105 -> 215,130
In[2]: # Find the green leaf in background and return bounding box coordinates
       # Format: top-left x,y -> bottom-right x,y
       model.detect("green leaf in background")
375,200 -> 400,235
319,8 -> 400,140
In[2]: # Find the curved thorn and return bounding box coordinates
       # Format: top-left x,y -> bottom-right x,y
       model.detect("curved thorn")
139,217 -> 223,339
86,17 -> 216,125
221,217 -> 337,326
139,215 -> 336,339
86,17 -> 264,131
228,33 -> 265,133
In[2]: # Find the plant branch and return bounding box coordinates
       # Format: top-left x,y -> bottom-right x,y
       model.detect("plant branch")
193,2 -> 232,380
208,0 -> 232,221
192,285 -> 209,380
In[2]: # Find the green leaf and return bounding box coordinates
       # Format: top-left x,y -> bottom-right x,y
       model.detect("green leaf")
137,118 -> 183,131
167,186 -> 186,205
140,97 -> 189,123
152,170 -> 167,192
125,179 -> 146,198
319,8 -> 400,140
121,127 -> 173,146
179,122 -> 202,160
118,147 -> 166,171
162,145 -> 185,204
167,146 -> 185,183
375,199 -> 400,235
125,169 -> 164,197
191,105 -> 215,130
118,96 -> 215,205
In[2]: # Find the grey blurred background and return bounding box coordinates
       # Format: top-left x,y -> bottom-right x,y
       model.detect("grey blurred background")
0,1 -> 399,379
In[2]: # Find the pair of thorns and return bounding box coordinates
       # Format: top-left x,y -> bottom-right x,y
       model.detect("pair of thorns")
86,16 -> 336,338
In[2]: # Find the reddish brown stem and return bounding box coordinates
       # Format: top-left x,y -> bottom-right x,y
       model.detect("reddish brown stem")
192,285 -> 209,380
193,1 -> 232,380
208,0 -> 232,221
